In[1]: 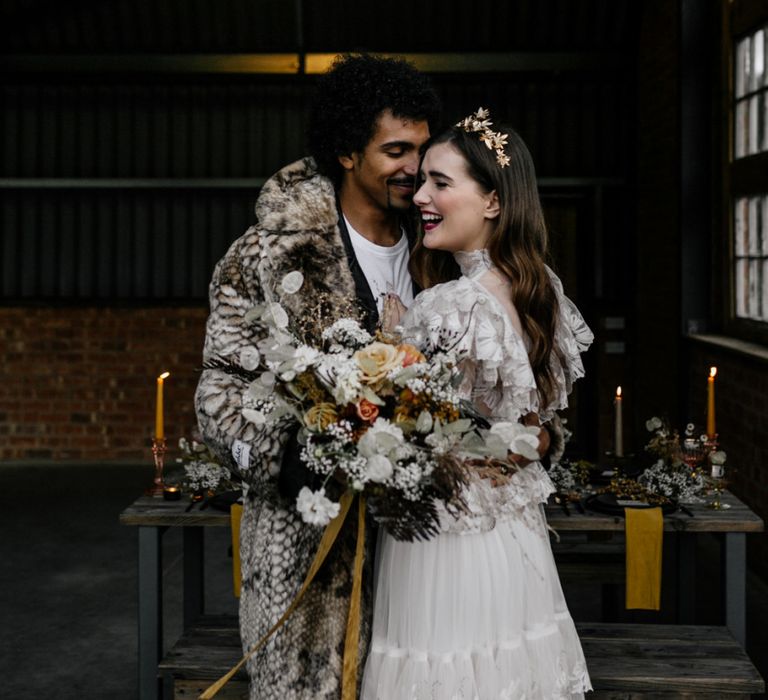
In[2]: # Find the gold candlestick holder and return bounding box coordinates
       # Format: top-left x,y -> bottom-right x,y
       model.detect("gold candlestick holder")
703,434 -> 730,510
146,437 -> 167,496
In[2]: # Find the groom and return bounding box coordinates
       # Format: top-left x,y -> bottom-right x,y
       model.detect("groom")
195,54 -> 440,699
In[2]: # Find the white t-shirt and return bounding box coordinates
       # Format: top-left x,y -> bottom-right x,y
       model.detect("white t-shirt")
344,216 -> 414,314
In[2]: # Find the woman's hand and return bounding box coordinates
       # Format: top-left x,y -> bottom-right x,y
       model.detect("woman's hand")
508,414 -> 550,468
381,292 -> 407,333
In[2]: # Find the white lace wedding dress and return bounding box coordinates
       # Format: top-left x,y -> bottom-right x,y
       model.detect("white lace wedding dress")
361,250 -> 594,700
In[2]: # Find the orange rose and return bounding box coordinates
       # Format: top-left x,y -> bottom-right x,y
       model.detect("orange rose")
397,343 -> 426,367
356,398 -> 380,423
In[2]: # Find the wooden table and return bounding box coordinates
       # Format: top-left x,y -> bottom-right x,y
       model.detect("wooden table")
120,496 -> 231,700
121,490 -> 763,700
545,490 -> 763,647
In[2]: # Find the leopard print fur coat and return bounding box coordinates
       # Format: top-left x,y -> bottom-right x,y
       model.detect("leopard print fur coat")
195,158 -> 373,699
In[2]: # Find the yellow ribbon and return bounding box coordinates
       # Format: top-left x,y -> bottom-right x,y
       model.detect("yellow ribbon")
230,504 -> 243,598
199,491 -> 365,700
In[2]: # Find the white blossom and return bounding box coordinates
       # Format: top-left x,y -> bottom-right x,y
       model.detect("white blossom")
292,345 -> 320,373
710,450 -> 727,465
645,416 -> 663,432
321,318 -> 373,349
296,487 -> 340,526
357,418 -> 405,461
365,454 -> 394,483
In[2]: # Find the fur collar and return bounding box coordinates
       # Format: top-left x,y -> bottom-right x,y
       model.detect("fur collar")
255,158 -> 359,328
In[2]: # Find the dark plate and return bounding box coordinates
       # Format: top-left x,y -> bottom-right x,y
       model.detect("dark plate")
584,492 -> 677,516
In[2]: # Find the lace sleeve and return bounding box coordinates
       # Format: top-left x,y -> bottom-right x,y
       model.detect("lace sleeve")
400,278 -> 539,422
546,266 -> 594,411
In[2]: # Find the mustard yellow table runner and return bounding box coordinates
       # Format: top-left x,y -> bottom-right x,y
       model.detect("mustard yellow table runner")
624,506 -> 663,610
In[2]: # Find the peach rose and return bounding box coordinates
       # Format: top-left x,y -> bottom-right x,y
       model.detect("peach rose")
353,341 -> 405,384
304,403 -> 338,431
397,343 -> 426,367
356,398 -> 379,423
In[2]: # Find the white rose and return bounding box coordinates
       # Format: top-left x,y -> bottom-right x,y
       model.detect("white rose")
357,418 -> 405,460
365,454 -> 394,483
354,342 -> 405,384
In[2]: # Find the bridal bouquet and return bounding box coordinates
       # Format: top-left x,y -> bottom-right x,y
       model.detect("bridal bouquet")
204,271 -> 540,541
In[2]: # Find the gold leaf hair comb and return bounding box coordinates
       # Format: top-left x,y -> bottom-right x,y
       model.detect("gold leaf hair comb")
455,107 -> 510,168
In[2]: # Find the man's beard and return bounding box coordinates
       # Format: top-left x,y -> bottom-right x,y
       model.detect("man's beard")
386,177 -> 415,211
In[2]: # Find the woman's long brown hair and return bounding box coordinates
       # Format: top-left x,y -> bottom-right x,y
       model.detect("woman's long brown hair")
410,124 -> 564,409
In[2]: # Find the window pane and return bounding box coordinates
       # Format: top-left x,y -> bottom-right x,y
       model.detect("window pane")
733,195 -> 768,321
749,95 -> 760,155
763,196 -> 768,255
753,30 -> 765,92
736,99 -> 747,158
736,258 -> 749,317
764,259 -> 768,319
735,197 -> 747,256
763,92 -> 768,151
736,36 -> 750,99
749,259 -> 760,317
749,197 -> 760,254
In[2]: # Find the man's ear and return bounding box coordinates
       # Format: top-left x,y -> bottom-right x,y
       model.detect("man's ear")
484,191 -> 500,220
338,154 -> 355,171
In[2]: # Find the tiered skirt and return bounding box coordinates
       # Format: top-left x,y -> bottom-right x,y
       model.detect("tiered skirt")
361,488 -> 592,700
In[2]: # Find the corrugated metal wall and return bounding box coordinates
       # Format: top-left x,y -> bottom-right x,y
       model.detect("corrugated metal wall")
0,0 -> 633,302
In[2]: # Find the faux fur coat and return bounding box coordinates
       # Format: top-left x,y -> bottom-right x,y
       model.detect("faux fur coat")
195,158 -> 375,699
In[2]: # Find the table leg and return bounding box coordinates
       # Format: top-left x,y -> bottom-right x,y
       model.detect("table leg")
183,527 -> 205,626
138,525 -> 166,700
724,532 -> 747,646
676,532 -> 696,623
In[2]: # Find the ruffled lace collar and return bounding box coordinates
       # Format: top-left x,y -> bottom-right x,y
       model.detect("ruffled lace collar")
454,249 -> 492,279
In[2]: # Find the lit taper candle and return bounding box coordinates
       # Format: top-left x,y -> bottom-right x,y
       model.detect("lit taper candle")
707,367 -> 717,438
614,386 -> 624,457
155,371 -> 170,439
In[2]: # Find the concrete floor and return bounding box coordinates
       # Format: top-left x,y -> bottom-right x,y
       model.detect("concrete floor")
1,463 -> 766,699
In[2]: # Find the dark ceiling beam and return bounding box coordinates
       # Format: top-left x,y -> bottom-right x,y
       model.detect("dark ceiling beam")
0,51 -> 626,75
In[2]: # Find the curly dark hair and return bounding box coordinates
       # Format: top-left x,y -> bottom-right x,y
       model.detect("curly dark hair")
308,54 -> 441,185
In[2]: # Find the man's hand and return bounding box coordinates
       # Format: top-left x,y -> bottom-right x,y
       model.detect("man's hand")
381,292 -> 407,333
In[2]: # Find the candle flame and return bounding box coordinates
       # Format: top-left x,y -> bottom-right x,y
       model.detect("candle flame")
616,386 -> 622,398
710,367 -> 717,378
159,371 -> 170,380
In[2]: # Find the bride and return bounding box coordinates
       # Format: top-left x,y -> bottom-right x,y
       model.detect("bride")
361,109 -> 594,699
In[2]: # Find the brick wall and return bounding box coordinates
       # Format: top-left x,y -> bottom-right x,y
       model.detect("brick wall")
0,306 -> 208,461
687,339 -> 768,580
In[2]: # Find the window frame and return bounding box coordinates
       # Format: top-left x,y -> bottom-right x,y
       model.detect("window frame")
723,0 -> 768,344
